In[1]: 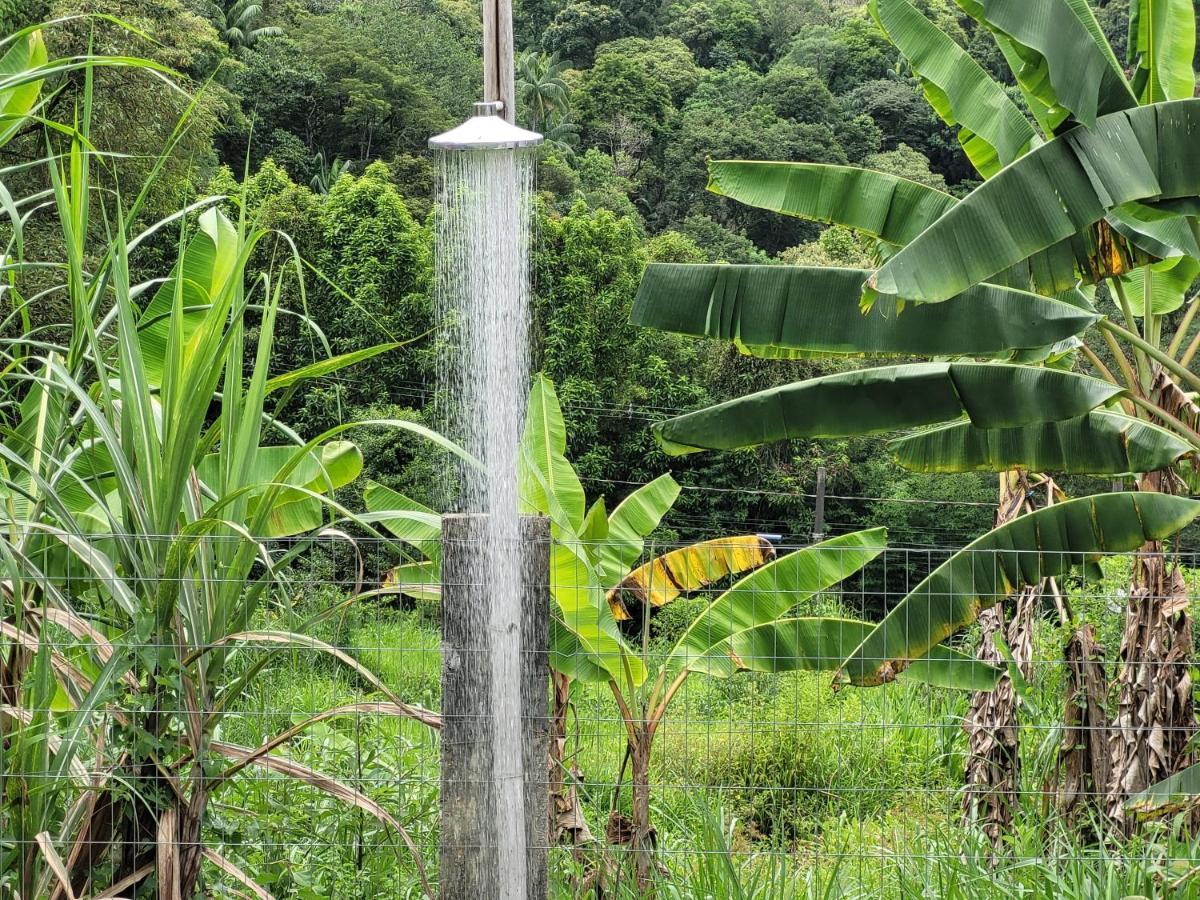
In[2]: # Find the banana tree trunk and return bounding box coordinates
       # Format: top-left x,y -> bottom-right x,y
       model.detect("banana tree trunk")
630,732 -> 654,889
549,670 -> 593,846
962,470 -> 1037,848
1057,624 -> 1111,831
1107,378 -> 1199,831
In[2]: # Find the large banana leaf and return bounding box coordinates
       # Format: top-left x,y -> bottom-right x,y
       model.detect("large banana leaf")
363,480 -> 442,562
705,159 -> 1112,298
1127,0 -> 1196,104
652,363 -> 1122,456
1118,256 -> 1200,317
607,534 -> 775,620
138,208 -> 241,384
836,492 -> 1200,686
890,411 -> 1192,475
870,0 -> 1034,176
194,441 -> 362,538
731,617 -> 1000,691
707,160 -> 956,247
0,30 -> 46,147
963,0 -> 1135,129
668,529 -> 886,676
871,99 -> 1200,303
550,539 -> 646,684
591,473 -> 680,588
633,264 -> 1097,356
520,373 -> 586,533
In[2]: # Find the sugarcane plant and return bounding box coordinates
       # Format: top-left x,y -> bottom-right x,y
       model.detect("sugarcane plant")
366,374 -> 1002,889
0,66 -> 456,898
632,0 -> 1200,844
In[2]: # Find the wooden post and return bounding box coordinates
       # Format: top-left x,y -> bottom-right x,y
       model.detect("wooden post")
482,0 -> 517,123
812,466 -> 826,542
441,513 -> 550,900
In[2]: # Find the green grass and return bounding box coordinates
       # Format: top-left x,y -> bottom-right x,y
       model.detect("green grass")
202,568 -> 1200,898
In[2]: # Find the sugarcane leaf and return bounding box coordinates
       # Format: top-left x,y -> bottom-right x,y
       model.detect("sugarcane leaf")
731,617 -> 1000,691
1118,256 -> 1200,317
1127,0 -> 1196,104
890,411 -> 1192,475
607,534 -> 775,621
871,100 -> 1200,303
870,0 -> 1035,176
592,473 -> 680,588
669,529 -> 886,676
652,363 -> 1123,456
633,264 -> 1098,356
836,492 -> 1200,686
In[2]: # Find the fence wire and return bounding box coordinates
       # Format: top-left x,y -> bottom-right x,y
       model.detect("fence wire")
3,532 -> 1200,898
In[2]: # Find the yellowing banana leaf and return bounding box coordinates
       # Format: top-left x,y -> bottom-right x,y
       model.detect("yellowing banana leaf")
871,99 -> 1200,303
520,373 -> 586,534
1127,0 -> 1196,104
607,534 -> 775,621
652,363 -> 1122,456
0,30 -> 46,147
633,264 -> 1097,356
969,0 -> 1135,129
836,492 -> 1200,687
890,411 -> 1192,475
668,529 -> 886,676
1126,760 -> 1200,819
870,0 -> 1034,177
730,617 -> 1000,691
591,473 -> 680,588
1118,257 -> 1200,317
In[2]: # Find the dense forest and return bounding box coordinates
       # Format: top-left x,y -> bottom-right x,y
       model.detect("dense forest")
6,0 -> 1105,547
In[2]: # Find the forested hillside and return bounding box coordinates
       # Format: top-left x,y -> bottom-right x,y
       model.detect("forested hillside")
7,0 -> 1136,544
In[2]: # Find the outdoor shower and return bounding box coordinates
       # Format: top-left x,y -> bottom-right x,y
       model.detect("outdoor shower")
429,3 -> 546,899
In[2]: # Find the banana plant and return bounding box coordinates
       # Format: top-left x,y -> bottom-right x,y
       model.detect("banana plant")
631,0 -> 1200,841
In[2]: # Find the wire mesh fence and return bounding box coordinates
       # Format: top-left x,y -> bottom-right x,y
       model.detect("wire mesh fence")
3,529 -> 1200,898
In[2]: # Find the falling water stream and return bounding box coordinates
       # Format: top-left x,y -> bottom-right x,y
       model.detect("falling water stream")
435,144 -> 536,899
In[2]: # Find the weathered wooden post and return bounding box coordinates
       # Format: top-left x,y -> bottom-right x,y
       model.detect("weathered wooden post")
441,513 -> 550,899
812,466 -> 827,542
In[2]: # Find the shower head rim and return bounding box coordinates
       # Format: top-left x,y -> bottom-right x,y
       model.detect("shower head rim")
429,101 -> 544,150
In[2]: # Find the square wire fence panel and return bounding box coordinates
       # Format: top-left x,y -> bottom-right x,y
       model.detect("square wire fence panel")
4,532 -> 1200,899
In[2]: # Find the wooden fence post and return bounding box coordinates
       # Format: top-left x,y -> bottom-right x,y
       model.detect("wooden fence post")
441,513 -> 550,900
813,466 -> 826,542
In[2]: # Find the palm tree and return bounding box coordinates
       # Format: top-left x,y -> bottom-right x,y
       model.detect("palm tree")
631,0 -> 1200,842
221,0 -> 281,51
515,49 -> 571,133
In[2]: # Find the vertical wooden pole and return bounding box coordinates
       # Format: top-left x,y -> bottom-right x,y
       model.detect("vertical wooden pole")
812,466 -> 826,542
482,0 -> 517,123
441,513 -> 550,900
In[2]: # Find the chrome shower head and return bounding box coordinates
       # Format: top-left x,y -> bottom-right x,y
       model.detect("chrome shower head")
429,101 -> 543,151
